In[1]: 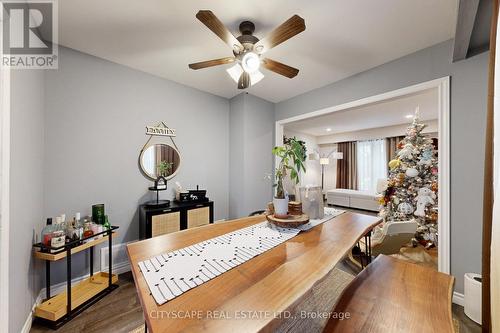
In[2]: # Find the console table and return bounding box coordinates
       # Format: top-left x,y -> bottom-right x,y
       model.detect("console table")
139,201 -> 214,239
32,227 -> 119,329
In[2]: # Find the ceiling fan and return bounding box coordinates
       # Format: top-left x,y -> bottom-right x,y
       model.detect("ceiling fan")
188,10 -> 305,89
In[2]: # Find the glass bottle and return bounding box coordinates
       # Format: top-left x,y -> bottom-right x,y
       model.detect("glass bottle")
83,221 -> 94,242
103,215 -> 111,230
65,219 -> 74,243
74,212 -> 83,241
41,218 -> 54,251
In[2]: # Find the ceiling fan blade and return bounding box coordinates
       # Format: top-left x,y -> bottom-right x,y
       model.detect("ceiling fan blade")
238,72 -> 250,89
254,15 -> 305,54
188,57 -> 236,70
196,10 -> 243,52
262,58 -> 299,78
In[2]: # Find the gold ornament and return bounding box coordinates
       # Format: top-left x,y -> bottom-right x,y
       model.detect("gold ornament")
389,159 -> 401,170
431,182 -> 438,192
398,173 -> 405,183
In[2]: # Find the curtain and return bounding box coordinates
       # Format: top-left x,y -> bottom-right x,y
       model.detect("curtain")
386,136 -> 404,162
336,141 -> 357,189
487,1 -> 500,330
357,139 -> 388,192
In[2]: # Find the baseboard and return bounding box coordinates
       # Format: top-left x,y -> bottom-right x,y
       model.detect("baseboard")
453,291 -> 465,306
100,242 -> 131,274
23,242 -> 132,333
20,291 -> 43,333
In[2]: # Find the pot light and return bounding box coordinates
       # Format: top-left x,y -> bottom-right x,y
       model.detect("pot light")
226,64 -> 264,86
326,128 -> 332,132
241,52 -> 260,73
405,114 -> 414,119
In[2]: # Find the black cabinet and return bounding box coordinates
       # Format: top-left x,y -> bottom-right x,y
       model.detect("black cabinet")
139,201 -> 214,239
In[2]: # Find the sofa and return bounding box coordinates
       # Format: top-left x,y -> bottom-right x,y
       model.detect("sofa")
326,188 -> 379,211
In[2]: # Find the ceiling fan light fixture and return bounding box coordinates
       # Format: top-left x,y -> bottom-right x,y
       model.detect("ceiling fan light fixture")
250,70 -> 264,85
227,63 -> 243,83
227,64 -> 264,87
241,52 -> 260,73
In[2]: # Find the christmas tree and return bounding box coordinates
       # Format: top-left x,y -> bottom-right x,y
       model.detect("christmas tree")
378,109 -> 439,246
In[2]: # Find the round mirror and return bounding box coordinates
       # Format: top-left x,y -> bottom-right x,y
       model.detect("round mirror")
139,144 -> 181,180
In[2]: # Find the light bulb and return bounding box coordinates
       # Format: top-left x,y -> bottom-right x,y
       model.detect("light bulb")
241,52 -> 260,73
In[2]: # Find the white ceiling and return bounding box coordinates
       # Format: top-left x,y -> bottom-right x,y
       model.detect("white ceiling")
55,0 -> 457,102
284,88 -> 439,136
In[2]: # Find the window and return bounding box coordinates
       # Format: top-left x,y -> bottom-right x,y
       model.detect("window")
357,139 -> 387,192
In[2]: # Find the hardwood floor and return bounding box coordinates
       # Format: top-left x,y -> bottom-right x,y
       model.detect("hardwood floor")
30,268 -> 481,333
30,272 -> 144,333
452,304 -> 482,333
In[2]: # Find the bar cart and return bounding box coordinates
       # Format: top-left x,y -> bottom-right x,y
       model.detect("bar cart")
32,226 -> 119,329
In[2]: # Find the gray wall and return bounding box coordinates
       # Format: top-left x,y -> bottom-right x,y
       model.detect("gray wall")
9,70 -> 45,333
229,93 -> 274,218
44,47 -> 230,282
276,39 -> 488,293
229,94 -> 245,218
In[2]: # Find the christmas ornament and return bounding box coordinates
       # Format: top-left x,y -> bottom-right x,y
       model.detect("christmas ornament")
431,182 -> 438,192
428,211 -> 438,222
398,202 -> 414,214
414,187 -> 436,217
431,167 -> 438,175
388,159 -> 401,170
398,143 -> 417,159
398,173 -> 405,183
397,141 -> 404,149
405,168 -> 418,178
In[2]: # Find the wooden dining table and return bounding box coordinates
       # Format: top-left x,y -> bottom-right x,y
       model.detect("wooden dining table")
127,211 -> 382,333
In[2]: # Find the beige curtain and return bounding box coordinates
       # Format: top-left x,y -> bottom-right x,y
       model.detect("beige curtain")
336,141 -> 357,190
386,136 -> 405,162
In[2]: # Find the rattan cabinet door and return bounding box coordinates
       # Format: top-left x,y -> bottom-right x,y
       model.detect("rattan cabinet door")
151,212 -> 181,237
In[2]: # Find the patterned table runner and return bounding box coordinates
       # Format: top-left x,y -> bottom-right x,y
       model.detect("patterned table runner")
139,208 -> 345,305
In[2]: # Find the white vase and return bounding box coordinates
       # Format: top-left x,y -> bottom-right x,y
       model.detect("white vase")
273,197 -> 289,218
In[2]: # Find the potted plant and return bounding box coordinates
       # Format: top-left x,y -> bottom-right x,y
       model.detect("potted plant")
272,137 -> 306,218
157,161 -> 173,177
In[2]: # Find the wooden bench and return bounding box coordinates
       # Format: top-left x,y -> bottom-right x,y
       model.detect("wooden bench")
323,255 -> 455,333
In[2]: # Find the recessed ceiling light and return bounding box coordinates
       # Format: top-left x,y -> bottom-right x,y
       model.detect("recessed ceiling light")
326,128 -> 332,132
405,114 -> 414,119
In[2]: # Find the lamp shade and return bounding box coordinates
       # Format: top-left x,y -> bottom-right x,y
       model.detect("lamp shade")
332,152 -> 343,160
319,158 -> 330,165
226,64 -> 264,85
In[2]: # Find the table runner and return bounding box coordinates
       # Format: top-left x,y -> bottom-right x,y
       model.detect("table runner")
138,208 -> 345,305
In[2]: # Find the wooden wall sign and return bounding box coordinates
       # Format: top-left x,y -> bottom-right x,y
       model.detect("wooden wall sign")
146,125 -> 176,137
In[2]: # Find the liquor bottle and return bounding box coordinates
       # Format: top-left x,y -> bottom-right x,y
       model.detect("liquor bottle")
74,212 -> 83,241
65,219 -> 80,244
54,216 -> 65,232
83,221 -> 94,243
65,219 -> 74,243
103,215 -> 111,230
50,230 -> 65,253
41,218 -> 54,251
